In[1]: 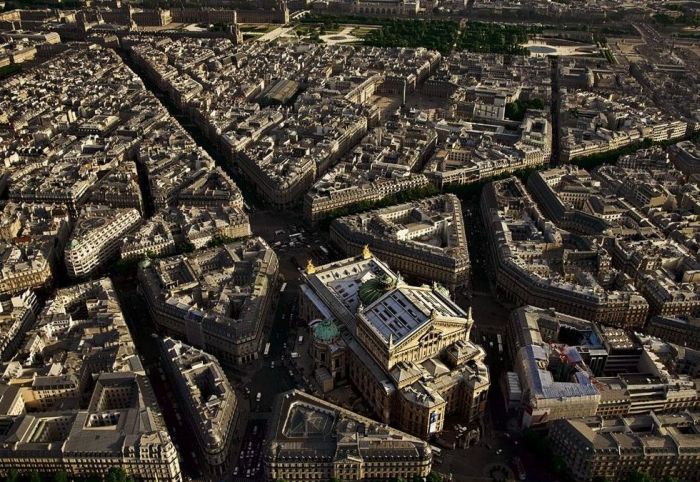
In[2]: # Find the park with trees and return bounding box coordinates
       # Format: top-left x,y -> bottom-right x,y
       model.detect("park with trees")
1,468 -> 133,482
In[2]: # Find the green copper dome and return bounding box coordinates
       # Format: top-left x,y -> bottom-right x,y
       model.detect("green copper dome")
358,275 -> 394,306
313,319 -> 340,342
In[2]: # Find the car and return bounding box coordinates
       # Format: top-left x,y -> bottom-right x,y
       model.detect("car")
256,392 -> 262,402
496,449 -> 503,455
271,361 -> 275,368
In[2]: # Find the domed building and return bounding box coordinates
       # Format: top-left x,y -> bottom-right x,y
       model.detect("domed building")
358,274 -> 395,306
299,249 -> 490,440
310,318 -> 346,393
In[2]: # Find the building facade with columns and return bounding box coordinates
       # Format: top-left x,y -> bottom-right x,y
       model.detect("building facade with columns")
298,247 -> 489,439
265,389 -> 432,482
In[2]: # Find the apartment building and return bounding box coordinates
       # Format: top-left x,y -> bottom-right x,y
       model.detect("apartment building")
64,205 -> 141,278
550,412 -> 700,482
481,177 -> 648,328
330,194 -> 470,290
161,337 -> 237,476
0,279 -> 181,481
265,389 -> 432,482
139,238 -> 278,365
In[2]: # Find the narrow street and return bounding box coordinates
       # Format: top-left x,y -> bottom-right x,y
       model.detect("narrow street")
549,55 -> 561,166
113,282 -> 202,479
113,45 -> 343,482
117,47 -> 259,208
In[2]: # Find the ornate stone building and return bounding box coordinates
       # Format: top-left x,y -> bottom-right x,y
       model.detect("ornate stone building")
0,279 -> 181,481
550,411 -> 700,482
265,390 -> 432,482
298,248 -> 489,439
138,238 -> 278,365
161,337 -> 237,476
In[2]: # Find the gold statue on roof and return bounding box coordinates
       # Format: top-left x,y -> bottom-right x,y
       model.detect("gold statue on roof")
362,244 -> 372,259
306,258 -> 316,274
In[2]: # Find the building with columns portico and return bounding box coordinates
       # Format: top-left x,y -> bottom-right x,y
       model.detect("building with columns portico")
298,246 -> 489,439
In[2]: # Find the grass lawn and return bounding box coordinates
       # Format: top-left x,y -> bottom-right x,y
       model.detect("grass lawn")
351,27 -> 377,38
0,63 -> 20,79
239,24 -> 276,33
294,25 -> 314,35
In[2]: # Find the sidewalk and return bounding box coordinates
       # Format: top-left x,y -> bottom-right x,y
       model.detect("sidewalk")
256,26 -> 293,42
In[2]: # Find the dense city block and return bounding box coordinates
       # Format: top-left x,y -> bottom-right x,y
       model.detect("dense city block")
0,1 -> 699,482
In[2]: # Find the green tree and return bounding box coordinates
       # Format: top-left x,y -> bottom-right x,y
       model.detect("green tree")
551,454 -> 567,477
105,468 -> 132,482
622,472 -> 655,482
177,241 -> 195,254
505,98 -> 545,121
52,472 -> 69,482
363,19 -> 460,55
28,472 -> 42,482
206,234 -> 240,248
571,138 -> 655,170
426,473 -> 443,482
5,469 -> 20,482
